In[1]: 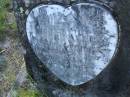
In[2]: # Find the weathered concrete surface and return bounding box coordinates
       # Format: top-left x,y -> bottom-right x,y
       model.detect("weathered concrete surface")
13,0 -> 130,97
26,3 -> 118,85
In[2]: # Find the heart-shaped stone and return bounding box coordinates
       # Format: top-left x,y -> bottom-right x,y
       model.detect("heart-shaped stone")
26,3 -> 118,85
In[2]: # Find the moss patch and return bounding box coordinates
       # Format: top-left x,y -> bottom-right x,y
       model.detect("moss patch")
0,0 -> 17,41
0,0 -> 10,30
15,88 -> 44,97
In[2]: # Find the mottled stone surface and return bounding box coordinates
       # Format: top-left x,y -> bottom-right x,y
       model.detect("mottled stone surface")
26,3 -> 118,85
14,0 -> 130,97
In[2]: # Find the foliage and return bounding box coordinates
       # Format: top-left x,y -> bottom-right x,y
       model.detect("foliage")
0,0 -> 10,30
0,0 -> 17,40
15,88 -> 44,97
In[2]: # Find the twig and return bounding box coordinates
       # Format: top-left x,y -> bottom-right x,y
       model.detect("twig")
0,49 -> 6,54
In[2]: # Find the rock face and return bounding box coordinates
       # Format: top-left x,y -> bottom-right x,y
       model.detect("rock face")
26,3 -> 118,85
13,0 -> 130,97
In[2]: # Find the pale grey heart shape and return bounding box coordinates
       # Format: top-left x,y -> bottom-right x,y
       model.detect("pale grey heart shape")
26,3 -> 118,85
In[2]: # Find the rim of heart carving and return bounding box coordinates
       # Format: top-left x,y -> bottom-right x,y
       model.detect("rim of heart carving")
26,2 -> 120,86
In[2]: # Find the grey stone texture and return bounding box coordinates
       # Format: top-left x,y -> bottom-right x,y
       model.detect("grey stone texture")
26,3 -> 118,85
13,0 -> 130,97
